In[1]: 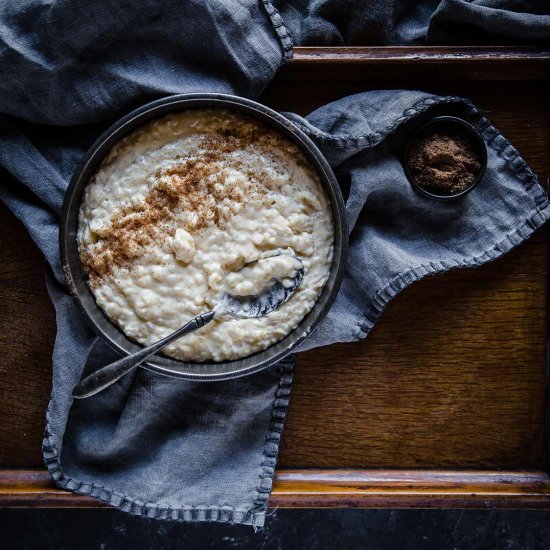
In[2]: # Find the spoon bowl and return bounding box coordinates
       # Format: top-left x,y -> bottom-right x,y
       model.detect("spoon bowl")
216,254 -> 304,318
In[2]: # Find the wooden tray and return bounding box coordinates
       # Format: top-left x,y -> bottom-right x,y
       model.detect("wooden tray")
2,47 -> 550,509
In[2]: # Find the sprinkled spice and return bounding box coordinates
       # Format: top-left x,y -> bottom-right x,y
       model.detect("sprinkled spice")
407,129 -> 482,195
80,125 -> 279,286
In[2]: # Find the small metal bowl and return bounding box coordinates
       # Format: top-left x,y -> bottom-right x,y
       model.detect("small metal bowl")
60,93 -> 348,382
403,115 -> 487,201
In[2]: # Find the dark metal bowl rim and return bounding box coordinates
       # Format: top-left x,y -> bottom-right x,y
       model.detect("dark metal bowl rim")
60,93 -> 348,382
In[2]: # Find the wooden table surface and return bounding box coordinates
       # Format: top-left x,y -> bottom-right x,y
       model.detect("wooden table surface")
1,47 -> 550,507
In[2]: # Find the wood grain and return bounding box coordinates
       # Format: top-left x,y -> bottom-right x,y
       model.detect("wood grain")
0,199 -> 54,467
3,470 -> 550,509
280,231 -> 548,468
263,63 -> 550,470
0,51 -> 549,495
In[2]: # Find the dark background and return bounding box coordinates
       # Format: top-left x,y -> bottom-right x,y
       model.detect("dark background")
1,509 -> 549,549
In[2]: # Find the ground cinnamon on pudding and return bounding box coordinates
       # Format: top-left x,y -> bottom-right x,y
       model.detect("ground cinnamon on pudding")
80,130 -> 270,285
408,130 -> 482,194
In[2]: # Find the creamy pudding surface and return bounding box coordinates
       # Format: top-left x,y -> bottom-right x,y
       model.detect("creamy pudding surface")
78,109 -> 334,362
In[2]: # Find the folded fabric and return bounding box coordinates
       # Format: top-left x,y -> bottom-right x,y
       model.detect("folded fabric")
286,91 -> 549,349
1,0 -> 549,530
273,0 -> 550,45
0,0 -> 288,124
428,0 -> 550,44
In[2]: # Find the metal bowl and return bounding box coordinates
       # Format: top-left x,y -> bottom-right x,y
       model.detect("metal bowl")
60,93 -> 348,381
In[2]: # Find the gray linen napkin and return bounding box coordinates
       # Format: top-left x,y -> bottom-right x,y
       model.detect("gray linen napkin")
274,0 -> 550,45
1,0 -> 549,529
286,92 -> 550,350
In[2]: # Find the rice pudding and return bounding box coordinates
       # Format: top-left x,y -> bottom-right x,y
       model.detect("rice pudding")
78,109 -> 334,362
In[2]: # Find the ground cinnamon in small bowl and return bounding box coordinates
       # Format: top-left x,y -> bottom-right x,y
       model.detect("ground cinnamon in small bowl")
405,116 -> 486,199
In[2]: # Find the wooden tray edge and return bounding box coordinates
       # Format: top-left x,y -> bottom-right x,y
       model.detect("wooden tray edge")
3,469 -> 550,509
285,47 -> 550,81
291,46 -> 550,62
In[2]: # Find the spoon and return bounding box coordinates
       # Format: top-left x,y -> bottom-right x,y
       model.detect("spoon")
73,253 -> 304,399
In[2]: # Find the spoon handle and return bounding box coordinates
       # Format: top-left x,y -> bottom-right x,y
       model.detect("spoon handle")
73,311 -> 216,400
